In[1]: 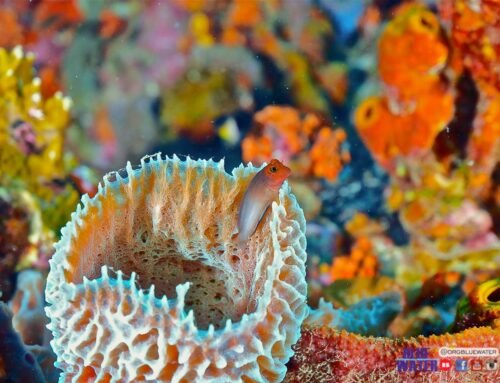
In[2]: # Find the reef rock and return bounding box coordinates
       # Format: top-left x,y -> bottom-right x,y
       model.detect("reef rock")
9,269 -> 48,346
0,302 -> 46,383
284,325 -> 500,383
305,292 -> 402,336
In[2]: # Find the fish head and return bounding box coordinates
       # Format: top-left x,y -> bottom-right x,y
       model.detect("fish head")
264,159 -> 291,189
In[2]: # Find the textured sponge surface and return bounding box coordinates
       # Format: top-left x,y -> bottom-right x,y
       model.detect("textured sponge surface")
45,154 -> 308,383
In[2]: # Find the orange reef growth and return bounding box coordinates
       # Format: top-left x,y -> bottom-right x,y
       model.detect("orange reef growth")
284,325 -> 500,382
466,88 -> 500,176
378,2 -> 449,105
356,0 -> 500,278
345,212 -> 386,238
310,128 -> 349,181
0,8 -> 23,48
354,2 -> 454,171
242,106 -> 349,182
447,0 -> 500,91
328,236 -> 379,283
444,0 -> 500,178
354,90 -> 453,170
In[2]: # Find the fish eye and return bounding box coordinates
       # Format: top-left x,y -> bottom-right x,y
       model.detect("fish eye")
270,166 -> 277,173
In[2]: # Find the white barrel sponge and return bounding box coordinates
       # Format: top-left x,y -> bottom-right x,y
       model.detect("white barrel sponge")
45,154 -> 308,383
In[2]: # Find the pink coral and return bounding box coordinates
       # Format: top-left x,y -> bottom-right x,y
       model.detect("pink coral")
137,1 -> 188,89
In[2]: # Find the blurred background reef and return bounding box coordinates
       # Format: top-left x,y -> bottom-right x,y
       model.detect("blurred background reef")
0,0 -> 498,381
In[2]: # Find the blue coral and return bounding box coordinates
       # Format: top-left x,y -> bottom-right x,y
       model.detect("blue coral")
306,292 -> 402,336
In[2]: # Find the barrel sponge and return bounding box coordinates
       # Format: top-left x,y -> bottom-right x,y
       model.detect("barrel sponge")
45,154 -> 308,383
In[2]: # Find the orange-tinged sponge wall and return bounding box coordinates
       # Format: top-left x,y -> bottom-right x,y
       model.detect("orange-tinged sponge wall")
45,154 -> 308,382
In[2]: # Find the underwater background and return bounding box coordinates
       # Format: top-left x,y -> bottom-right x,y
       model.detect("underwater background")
0,0 -> 498,382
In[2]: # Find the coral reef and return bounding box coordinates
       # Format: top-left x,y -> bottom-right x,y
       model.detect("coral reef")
446,0 -> 500,91
467,89 -> 500,176
45,154 -> 308,382
0,46 -> 71,184
0,302 -> 46,383
0,46 -> 87,305
378,2 -> 448,104
354,5 -> 500,279
9,269 -> 47,346
382,157 -> 500,280
453,278 -> 500,332
161,70 -> 242,141
4,265 -> 61,382
26,344 -> 59,383
242,106 -> 349,182
0,187 -> 54,301
284,325 -> 500,383
45,0 -> 345,161
0,189 -> 31,301
287,181 -> 322,221
0,46 -> 79,231
3,269 -> 56,383
353,90 -> 454,170
390,306 -> 446,339
345,212 -> 386,238
322,276 -> 404,309
444,0 -> 500,178
353,1 -> 454,172
328,236 -> 379,282
305,292 -> 402,337
0,2 -> 498,383
410,271 -> 463,309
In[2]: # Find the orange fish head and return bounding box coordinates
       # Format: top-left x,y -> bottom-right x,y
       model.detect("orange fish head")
265,159 -> 291,188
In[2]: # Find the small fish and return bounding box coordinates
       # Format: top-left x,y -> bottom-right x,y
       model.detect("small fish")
238,159 -> 291,242
217,117 -> 240,147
